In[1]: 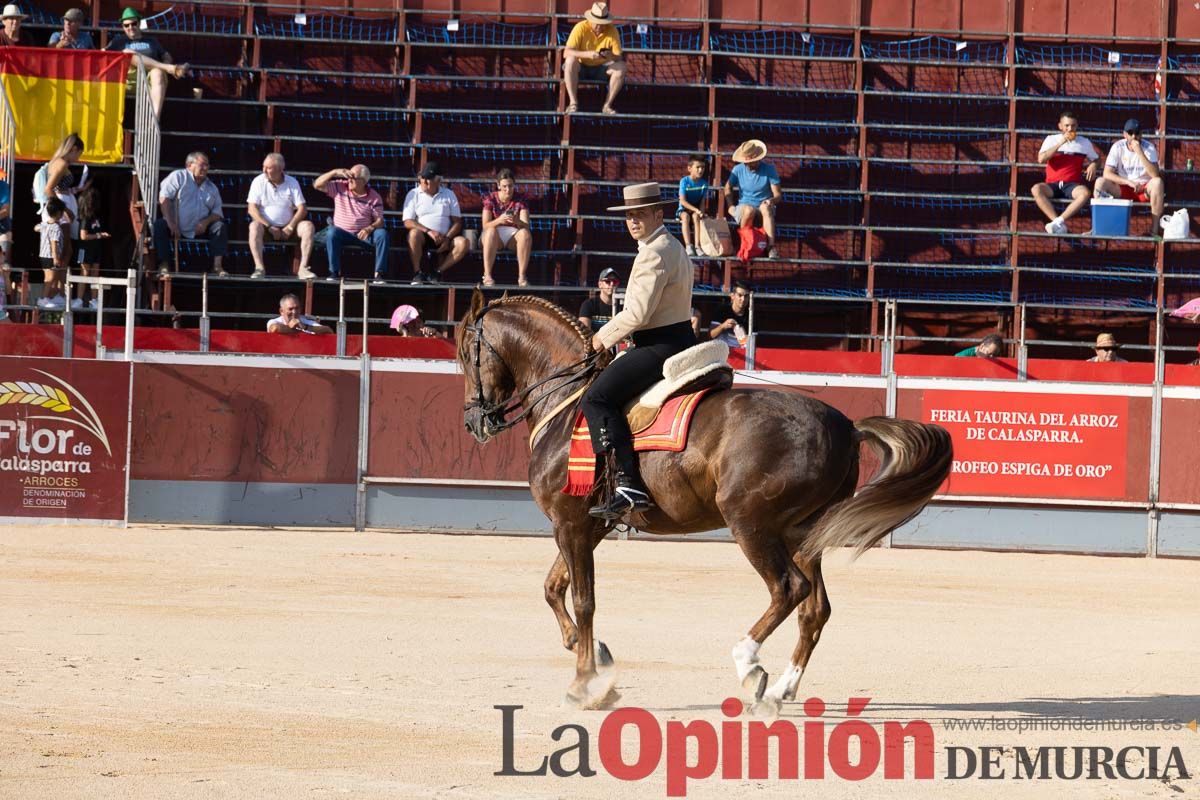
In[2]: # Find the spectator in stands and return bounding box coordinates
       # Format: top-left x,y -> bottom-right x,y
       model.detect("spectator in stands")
106,8 -> 190,119
708,280 -> 752,348
49,8 -> 93,49
403,162 -> 468,285
0,5 -> 31,46
37,198 -> 67,310
724,139 -> 782,258
480,168 -> 532,287
579,267 -> 620,333
389,304 -> 439,338
1095,118 -> 1165,232
247,153 -> 315,280
41,133 -> 87,265
1032,111 -> 1101,235
73,184 -> 107,310
314,163 -> 389,283
955,333 -> 1003,358
154,151 -> 228,277
562,2 -> 625,116
267,293 -> 331,335
677,154 -> 709,257
1087,332 -> 1127,363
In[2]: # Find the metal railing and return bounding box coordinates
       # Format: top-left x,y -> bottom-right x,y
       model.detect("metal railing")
61,270 -> 139,361
132,59 -> 161,226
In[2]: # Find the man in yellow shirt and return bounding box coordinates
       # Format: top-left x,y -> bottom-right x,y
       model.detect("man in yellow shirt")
562,2 -> 626,115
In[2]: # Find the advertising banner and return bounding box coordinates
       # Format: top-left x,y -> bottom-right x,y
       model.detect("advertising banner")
0,357 -> 130,521
921,390 -> 1130,500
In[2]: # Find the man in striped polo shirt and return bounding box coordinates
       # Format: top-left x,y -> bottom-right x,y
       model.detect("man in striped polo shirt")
313,163 -> 389,282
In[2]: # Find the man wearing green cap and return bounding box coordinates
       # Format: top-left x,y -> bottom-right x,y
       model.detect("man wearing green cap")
105,8 -> 188,118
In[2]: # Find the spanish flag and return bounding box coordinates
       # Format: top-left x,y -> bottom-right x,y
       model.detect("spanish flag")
0,47 -> 130,163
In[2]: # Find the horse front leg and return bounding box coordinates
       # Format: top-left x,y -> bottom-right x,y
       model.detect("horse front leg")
544,554 -> 579,651
559,525 -> 619,709
544,527 -> 613,662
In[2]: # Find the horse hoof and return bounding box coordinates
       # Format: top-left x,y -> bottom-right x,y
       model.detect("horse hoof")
741,665 -> 767,701
750,696 -> 782,720
596,640 -> 614,668
565,671 -> 621,710
562,631 -> 579,652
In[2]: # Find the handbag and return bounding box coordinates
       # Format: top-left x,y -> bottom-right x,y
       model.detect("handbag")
697,216 -> 734,257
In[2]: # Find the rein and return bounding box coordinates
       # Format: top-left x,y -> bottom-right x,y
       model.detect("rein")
464,304 -> 601,438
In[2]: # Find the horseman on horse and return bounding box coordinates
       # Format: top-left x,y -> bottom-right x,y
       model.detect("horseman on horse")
456,185 -> 953,712
582,182 -> 697,520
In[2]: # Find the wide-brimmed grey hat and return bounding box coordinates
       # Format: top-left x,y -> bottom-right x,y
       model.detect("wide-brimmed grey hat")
606,182 -> 673,211
0,4 -> 28,20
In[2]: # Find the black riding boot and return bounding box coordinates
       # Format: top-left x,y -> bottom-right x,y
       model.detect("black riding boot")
589,429 -> 653,520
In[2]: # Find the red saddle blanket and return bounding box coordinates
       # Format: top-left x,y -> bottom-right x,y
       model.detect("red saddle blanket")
564,389 -> 711,496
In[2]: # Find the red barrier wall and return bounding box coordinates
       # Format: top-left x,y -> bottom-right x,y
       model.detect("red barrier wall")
0,324 -> 457,360
0,352 -> 1170,512
130,364 -> 359,483
1158,397 -> 1200,506
368,371 -> 532,482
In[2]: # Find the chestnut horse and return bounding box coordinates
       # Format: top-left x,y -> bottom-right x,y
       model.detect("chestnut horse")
457,290 -> 952,711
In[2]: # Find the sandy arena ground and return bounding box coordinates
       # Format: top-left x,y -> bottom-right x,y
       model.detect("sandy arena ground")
0,525 -> 1198,799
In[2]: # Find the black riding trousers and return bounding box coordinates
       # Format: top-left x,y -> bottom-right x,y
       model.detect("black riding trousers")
581,321 -> 696,476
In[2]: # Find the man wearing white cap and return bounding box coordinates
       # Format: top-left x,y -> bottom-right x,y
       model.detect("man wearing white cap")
724,139 -> 783,258
0,5 -> 31,46
581,182 -> 696,520
562,2 -> 626,115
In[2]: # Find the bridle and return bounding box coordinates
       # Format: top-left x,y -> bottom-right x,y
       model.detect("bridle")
463,304 -> 602,438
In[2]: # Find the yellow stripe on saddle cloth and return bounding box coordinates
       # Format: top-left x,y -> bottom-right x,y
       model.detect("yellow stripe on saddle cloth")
563,389 -> 712,496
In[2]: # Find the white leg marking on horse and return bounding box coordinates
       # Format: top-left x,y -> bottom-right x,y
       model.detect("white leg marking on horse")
731,636 -> 761,681
764,663 -> 804,703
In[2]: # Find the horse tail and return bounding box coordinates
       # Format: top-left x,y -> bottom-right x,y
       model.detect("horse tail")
799,417 -> 953,560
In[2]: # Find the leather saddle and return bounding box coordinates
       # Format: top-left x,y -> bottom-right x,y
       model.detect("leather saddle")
623,340 -> 733,434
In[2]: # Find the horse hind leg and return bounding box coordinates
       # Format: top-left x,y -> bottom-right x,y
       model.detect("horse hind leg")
763,557 -> 830,708
761,457 -> 853,708
729,532 -> 812,707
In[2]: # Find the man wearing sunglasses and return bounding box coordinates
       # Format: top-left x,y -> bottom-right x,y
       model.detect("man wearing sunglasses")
105,7 -> 189,118
1087,332 -> 1128,363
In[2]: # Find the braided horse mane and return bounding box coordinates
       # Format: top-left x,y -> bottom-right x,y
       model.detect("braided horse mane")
456,293 -> 599,367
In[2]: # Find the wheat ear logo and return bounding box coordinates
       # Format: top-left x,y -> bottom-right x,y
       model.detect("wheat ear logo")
0,369 -> 112,456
